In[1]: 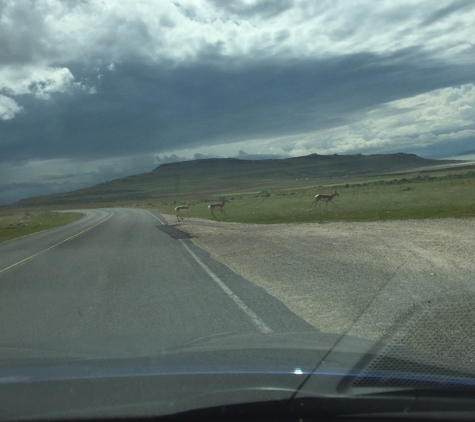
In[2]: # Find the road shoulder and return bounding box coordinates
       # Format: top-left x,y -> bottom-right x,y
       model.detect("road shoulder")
161,214 -> 475,348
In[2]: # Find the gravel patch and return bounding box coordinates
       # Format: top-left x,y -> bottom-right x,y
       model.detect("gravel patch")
164,215 -> 475,361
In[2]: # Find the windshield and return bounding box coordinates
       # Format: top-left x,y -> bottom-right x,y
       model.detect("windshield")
1,1 -> 475,420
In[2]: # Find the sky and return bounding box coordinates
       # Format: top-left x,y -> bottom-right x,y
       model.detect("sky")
1,0 -> 474,205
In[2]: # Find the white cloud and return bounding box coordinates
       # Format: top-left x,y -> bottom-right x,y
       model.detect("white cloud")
0,94 -> 22,120
3,0 -> 474,66
155,154 -> 189,165
1,0 -> 474,120
294,83 -> 475,155
162,83 -> 475,158
338,83 -> 475,152
0,66 -> 81,99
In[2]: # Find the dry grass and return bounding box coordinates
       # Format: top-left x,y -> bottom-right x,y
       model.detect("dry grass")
0,211 -> 82,243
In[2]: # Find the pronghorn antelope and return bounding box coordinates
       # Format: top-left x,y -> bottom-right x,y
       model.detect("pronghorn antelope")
175,202 -> 194,221
208,199 -> 229,218
311,191 -> 339,208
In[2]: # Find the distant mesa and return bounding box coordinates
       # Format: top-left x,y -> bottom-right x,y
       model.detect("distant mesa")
8,153 -> 460,208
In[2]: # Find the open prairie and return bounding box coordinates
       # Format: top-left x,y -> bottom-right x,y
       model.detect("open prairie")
153,167 -> 475,224
3,157 -> 474,240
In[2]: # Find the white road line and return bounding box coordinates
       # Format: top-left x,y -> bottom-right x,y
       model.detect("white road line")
143,209 -> 166,225
0,211 -> 114,276
144,208 -> 273,333
179,240 -> 274,334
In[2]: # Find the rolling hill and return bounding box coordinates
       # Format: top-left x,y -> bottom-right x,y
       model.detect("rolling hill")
11,153 -> 460,208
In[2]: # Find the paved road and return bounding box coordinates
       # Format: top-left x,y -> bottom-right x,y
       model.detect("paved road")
0,208 -> 314,350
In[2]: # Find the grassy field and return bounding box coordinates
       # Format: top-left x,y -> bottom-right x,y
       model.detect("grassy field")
0,211 -> 83,243
2,167 -> 474,229
150,169 -> 475,224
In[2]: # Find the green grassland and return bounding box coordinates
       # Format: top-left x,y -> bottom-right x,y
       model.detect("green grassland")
4,154 -> 475,227
151,169 -> 475,224
0,211 -> 83,243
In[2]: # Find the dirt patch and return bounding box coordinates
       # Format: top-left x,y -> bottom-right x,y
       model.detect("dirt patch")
163,214 -> 475,354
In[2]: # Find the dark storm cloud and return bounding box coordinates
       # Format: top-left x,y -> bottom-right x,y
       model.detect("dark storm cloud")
208,0 -> 294,19
2,47 -> 473,165
0,1 -> 50,65
422,0 -> 475,26
0,181 -> 66,205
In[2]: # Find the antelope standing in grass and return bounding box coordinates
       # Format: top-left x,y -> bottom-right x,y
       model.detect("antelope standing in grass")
208,199 -> 229,218
311,191 -> 339,209
175,202 -> 194,221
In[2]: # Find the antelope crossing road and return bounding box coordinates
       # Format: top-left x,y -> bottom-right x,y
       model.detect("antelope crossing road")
0,208 -> 313,349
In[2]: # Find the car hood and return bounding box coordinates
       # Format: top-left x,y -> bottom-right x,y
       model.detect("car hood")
1,331 -> 475,420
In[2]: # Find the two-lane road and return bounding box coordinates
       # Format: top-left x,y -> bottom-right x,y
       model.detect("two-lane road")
0,208 -> 313,349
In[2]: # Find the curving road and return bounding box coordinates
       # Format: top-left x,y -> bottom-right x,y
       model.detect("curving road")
0,208 -> 314,350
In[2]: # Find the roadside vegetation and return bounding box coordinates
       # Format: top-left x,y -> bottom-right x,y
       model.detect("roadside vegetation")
0,211 -> 82,243
151,169 -> 475,224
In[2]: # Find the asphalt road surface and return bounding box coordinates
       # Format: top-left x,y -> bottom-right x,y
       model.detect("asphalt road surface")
0,208 -> 314,350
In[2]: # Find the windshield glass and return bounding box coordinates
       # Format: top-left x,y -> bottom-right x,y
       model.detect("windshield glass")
1,0 -> 475,420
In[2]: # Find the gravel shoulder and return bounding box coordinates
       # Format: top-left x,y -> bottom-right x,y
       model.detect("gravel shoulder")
163,214 -> 475,360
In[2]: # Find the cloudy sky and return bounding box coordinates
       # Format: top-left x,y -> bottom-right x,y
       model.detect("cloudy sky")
1,0 -> 474,205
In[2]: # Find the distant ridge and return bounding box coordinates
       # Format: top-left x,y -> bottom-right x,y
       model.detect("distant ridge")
12,153 -> 459,207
